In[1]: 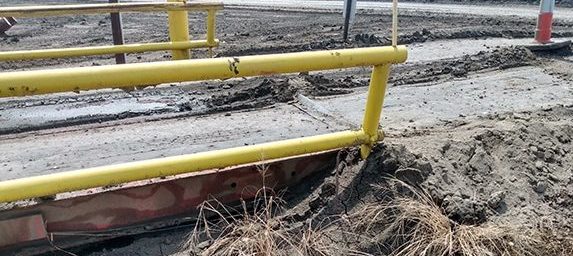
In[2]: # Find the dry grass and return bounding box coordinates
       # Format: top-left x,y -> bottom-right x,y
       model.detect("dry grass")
183,191 -> 343,256
184,164 -> 573,256
184,163 -> 343,256
347,181 -> 566,256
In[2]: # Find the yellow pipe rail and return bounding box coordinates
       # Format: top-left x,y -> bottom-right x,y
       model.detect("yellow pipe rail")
0,46 -> 407,203
360,64 -> 391,159
0,40 -> 219,61
0,2 -> 223,18
0,130 -> 372,203
0,46 -> 407,97
0,2 -> 222,62
168,0 -> 191,60
206,9 -> 217,57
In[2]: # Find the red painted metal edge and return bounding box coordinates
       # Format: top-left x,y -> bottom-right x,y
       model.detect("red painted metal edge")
0,150 -> 338,255
0,214 -> 47,248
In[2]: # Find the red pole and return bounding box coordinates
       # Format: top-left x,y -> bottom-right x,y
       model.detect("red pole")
535,0 -> 555,44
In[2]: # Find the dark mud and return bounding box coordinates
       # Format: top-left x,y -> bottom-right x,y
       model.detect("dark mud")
204,78 -> 295,113
392,46 -> 537,85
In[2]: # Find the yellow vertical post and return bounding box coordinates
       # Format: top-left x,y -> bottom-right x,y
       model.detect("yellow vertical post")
206,9 -> 216,57
392,0 -> 398,46
360,64 -> 391,159
167,0 -> 190,60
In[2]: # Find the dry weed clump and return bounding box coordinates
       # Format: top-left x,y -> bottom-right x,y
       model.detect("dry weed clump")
347,181 -> 566,256
183,186 -> 340,256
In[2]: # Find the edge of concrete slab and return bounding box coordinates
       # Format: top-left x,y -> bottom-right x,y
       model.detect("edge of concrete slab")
522,40 -> 572,51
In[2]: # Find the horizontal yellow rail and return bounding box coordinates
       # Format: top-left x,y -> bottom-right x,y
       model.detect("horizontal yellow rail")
0,130 -> 376,203
0,2 -> 223,18
0,46 -> 407,97
0,40 -> 219,61
0,46 -> 407,203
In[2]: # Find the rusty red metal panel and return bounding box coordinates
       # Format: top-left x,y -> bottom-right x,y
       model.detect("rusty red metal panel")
0,214 -> 47,248
0,151 -> 338,254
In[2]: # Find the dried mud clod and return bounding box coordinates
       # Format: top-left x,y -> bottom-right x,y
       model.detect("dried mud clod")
344,181 -> 572,256
203,76 -> 357,113
392,46 -> 537,85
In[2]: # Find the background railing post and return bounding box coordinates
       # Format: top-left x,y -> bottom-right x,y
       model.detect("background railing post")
360,64 -> 391,159
206,9 -> 216,57
167,0 -> 190,60
109,0 -> 126,64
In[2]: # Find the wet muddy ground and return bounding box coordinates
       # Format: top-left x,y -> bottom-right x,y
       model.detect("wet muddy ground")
1,0 -> 573,255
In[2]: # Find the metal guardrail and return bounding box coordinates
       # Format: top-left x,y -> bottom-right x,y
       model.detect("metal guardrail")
0,46 -> 408,203
0,1 -> 222,61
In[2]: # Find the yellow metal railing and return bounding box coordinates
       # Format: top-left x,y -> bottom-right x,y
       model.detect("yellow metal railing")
0,46 -> 407,203
0,1 -> 222,61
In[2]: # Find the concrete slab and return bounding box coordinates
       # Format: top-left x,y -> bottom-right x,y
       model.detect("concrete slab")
0,104 -> 349,181
308,66 -> 573,131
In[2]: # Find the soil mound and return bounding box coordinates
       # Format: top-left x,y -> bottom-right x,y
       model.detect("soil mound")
187,105 -> 573,255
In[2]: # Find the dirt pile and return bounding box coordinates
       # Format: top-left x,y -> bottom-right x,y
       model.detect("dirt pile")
186,105 -> 573,255
202,76 -> 353,113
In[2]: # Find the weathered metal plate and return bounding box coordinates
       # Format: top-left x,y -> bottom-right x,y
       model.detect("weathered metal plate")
523,40 -> 572,51
0,17 -> 16,33
0,150 -> 338,255
0,214 -> 47,248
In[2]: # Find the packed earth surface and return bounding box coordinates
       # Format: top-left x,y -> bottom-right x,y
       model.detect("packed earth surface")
1,0 -> 573,255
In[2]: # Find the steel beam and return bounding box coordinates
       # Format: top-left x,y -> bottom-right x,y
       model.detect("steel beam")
0,151 -> 337,254
360,64 -> 391,158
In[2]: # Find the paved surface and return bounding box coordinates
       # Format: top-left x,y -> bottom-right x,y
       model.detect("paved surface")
124,0 -> 573,20
221,0 -> 573,20
314,66 -> 573,131
0,104 -> 344,180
